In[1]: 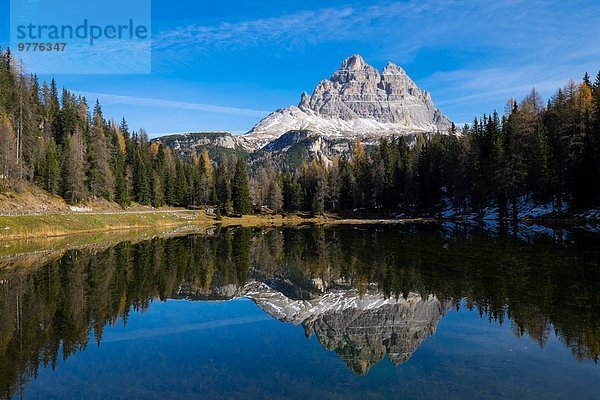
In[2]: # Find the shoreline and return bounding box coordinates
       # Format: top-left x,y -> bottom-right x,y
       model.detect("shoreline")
0,209 -> 597,242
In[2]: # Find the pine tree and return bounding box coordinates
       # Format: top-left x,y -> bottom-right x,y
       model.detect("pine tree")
24,74 -> 43,182
198,150 -> 215,205
267,179 -> 283,213
134,145 -> 152,205
0,50 -> 17,122
0,112 -> 16,189
395,137 -> 414,210
48,78 -> 60,141
62,128 -> 87,203
282,173 -> 303,212
326,162 -> 341,210
112,127 -> 129,207
44,138 -> 61,195
416,137 -> 444,212
583,72 -> 592,88
232,158 -> 251,215
215,163 -> 232,214
151,171 -> 164,207
174,158 -> 188,207
338,156 -> 356,210
503,106 -> 528,216
351,138 -> 367,207
87,101 -> 114,200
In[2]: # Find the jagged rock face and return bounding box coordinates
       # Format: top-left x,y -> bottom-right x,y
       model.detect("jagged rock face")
302,55 -> 445,125
244,54 -> 451,150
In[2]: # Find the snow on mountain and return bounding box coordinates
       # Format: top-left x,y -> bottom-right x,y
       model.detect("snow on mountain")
243,54 -> 452,150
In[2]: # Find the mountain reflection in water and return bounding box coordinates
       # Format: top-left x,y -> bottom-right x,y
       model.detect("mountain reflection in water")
1,224 -> 600,398
195,280 -> 445,375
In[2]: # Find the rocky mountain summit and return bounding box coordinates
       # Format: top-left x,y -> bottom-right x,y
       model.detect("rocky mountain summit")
243,54 -> 451,150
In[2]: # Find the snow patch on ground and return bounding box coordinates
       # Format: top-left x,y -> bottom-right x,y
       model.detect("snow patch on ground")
438,194 -> 573,221
69,206 -> 92,212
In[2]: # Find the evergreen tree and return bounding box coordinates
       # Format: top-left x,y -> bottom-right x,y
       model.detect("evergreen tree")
232,158 -> 251,214
198,150 -> 215,205
0,112 -> 16,189
87,101 -> 114,200
1,48 -> 599,217
282,173 -> 303,212
215,163 -> 232,214
174,158 -> 189,207
416,137 -> 443,212
44,138 -> 61,195
132,132 -> 152,205
48,78 -> 60,141
151,171 -> 164,207
338,156 -> 356,210
61,128 -> 87,203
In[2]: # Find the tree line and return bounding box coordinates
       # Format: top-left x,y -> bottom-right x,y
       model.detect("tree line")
265,73 -> 600,217
1,48 -> 599,217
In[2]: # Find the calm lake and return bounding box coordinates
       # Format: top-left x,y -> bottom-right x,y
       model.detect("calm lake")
1,223 -> 600,399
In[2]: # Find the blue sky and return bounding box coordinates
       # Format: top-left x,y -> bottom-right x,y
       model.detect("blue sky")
2,0 -> 599,137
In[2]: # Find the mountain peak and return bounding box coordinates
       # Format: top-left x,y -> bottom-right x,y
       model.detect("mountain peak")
383,61 -> 406,75
340,54 -> 366,69
331,54 -> 379,85
245,55 -> 452,150
299,91 -> 311,110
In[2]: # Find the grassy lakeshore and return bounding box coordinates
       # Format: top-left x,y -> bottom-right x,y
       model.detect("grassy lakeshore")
0,210 -> 330,241
0,211 -> 204,240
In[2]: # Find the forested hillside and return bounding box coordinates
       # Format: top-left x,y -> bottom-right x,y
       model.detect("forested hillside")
1,48 -> 599,218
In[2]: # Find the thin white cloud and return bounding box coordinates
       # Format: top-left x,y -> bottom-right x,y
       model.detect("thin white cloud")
153,1 -> 436,52
421,61 -> 598,124
426,62 -> 596,108
76,91 -> 270,118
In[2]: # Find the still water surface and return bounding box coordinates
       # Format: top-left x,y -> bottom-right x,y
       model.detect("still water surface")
1,224 -> 600,399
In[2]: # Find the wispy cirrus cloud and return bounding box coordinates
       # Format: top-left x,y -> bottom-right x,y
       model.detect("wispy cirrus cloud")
428,65 -> 585,107
77,91 -> 270,118
153,1 -> 437,55
423,60 -> 599,124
